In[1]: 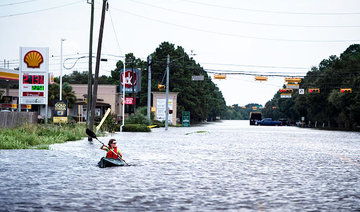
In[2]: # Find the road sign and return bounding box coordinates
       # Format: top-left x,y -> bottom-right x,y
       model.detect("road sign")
192,75 -> 204,81
281,93 -> 292,98
182,111 -> 190,127
286,84 -> 299,89
299,89 -> 304,94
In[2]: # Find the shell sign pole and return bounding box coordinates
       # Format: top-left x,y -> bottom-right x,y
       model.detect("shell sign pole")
19,47 -> 49,123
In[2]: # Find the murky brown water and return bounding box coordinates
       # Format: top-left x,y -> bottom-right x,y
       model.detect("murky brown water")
1,120 -> 359,211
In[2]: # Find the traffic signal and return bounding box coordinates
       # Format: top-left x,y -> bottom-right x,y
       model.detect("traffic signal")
255,76 -> 268,81
279,89 -> 293,93
214,74 -> 226,79
285,77 -> 302,83
169,110 -> 173,114
308,88 -> 320,93
158,84 -> 165,90
340,88 -> 352,93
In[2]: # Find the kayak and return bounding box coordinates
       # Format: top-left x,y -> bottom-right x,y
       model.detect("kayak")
98,157 -> 126,168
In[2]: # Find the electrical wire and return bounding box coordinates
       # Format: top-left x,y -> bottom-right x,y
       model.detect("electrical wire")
180,0 -> 360,16
128,0 -> 360,28
205,69 -> 306,77
0,0 -> 37,7
110,7 -> 360,43
108,9 -> 123,56
201,62 -> 309,70
0,1 -> 83,18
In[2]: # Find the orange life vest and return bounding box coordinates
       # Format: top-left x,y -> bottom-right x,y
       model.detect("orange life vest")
106,147 -> 119,159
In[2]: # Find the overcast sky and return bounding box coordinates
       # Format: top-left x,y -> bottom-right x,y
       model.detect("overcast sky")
1,0 -> 359,106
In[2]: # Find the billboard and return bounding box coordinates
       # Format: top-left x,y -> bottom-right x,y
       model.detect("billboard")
120,68 -> 141,93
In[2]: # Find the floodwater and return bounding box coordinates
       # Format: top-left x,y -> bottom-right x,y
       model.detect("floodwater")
0,120 -> 359,211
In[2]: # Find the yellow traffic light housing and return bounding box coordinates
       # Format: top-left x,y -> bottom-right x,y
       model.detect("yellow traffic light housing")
158,84 -> 165,90
214,74 -> 226,79
340,88 -> 352,93
308,88 -> 320,93
285,78 -> 302,83
255,76 -> 268,81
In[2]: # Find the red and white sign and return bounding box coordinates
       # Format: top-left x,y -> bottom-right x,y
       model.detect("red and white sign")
23,92 -> 44,97
120,71 -> 138,88
121,97 -> 136,105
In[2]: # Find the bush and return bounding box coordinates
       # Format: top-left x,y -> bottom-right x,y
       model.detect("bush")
151,119 -> 165,127
122,124 -> 151,132
125,113 -> 151,126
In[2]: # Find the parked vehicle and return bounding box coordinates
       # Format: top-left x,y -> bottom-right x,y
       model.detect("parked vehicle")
256,118 -> 281,126
249,112 -> 262,125
279,118 -> 289,126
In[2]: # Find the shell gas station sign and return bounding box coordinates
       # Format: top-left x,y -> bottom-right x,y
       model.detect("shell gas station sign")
19,47 -> 49,106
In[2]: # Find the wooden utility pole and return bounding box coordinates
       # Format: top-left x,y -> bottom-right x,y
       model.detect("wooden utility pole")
87,0 -> 94,127
89,0 -> 107,133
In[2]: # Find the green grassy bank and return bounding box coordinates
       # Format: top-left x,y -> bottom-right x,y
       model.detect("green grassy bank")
0,123 -> 87,150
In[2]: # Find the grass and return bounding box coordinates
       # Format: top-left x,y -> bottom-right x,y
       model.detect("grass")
0,123 -> 87,149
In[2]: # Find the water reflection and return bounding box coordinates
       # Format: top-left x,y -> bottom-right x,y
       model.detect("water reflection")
0,120 -> 359,211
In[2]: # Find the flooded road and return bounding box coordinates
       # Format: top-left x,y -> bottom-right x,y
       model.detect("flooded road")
1,120 -> 359,211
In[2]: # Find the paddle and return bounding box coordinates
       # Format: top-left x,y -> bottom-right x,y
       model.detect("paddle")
86,128 -> 129,165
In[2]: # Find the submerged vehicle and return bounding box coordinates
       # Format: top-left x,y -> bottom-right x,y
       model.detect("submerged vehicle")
256,118 -> 281,126
249,112 -> 262,125
98,157 -> 126,168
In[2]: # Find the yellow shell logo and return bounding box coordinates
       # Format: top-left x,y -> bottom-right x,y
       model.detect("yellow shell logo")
24,50 -> 44,68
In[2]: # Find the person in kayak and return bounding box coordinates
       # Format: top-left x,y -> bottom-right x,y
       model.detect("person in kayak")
100,139 -> 123,160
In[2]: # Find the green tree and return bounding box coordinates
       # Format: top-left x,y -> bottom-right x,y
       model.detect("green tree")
48,82 -> 77,108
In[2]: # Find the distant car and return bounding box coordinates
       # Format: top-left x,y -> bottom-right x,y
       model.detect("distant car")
256,118 -> 281,126
279,118 -> 289,126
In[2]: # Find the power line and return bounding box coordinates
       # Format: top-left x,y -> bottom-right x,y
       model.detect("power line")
201,62 -> 309,70
111,7 -> 360,43
205,69 -> 306,77
0,1 -> 83,18
108,10 -> 123,56
180,0 -> 360,16
128,0 -> 360,28
0,0 -> 37,7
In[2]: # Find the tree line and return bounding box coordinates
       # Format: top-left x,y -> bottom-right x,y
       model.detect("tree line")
56,42 -> 227,123
262,44 -> 360,130
223,103 -> 263,120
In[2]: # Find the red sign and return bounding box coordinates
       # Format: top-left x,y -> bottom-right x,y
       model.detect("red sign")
23,92 -> 44,97
120,71 -> 138,88
23,74 -> 44,84
121,97 -> 136,105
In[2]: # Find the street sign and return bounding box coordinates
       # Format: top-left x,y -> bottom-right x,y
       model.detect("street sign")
281,93 -> 292,98
286,84 -> 299,89
182,111 -> 190,127
299,89 -> 304,94
192,75 -> 204,81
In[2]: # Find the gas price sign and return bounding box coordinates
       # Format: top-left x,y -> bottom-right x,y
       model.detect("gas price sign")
19,47 -> 49,105
23,74 -> 44,84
